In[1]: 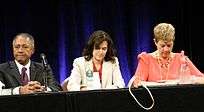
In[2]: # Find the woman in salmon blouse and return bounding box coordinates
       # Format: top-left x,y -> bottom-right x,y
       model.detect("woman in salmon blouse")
130,23 -> 204,87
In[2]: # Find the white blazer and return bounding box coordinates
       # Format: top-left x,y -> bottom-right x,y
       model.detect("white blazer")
67,57 -> 125,91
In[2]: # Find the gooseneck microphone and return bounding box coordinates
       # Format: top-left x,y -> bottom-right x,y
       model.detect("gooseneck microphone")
40,53 -> 48,92
40,53 -> 48,68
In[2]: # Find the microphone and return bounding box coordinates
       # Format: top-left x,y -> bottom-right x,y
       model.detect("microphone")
40,53 -> 48,68
40,53 -> 48,91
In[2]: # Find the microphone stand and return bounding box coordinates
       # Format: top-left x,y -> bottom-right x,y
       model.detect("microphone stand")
43,65 -> 48,92
41,53 -> 49,92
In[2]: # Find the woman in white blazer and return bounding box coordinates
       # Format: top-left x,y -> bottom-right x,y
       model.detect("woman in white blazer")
67,30 -> 125,91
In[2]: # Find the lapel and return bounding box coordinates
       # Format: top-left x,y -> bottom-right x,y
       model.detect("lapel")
86,59 -> 93,71
80,58 -> 93,85
8,61 -> 21,84
30,62 -> 38,81
101,61 -> 112,87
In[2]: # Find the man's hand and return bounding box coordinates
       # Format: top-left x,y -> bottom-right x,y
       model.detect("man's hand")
19,81 -> 44,94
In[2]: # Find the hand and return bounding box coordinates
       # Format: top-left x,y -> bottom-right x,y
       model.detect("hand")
132,76 -> 141,88
192,76 -> 204,84
80,85 -> 87,91
20,81 -> 44,94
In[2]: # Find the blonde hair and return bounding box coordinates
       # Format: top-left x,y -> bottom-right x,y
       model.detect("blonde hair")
153,23 -> 175,42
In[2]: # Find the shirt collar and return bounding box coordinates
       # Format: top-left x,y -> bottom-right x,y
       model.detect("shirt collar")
15,60 -> 31,72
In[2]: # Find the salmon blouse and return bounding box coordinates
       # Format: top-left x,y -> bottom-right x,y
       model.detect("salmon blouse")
134,52 -> 203,81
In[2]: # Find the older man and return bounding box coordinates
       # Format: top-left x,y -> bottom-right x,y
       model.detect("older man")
0,33 -> 62,95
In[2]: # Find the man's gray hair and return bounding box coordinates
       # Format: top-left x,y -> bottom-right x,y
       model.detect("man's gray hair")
12,33 -> 35,48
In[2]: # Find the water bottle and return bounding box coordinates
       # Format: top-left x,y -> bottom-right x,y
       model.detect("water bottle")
179,63 -> 191,84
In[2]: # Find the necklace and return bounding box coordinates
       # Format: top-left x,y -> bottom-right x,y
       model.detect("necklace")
155,52 -> 172,80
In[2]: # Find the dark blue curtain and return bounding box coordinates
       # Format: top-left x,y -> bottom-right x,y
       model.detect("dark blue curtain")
1,0 -> 202,86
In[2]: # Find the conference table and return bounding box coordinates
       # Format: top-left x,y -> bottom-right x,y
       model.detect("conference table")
0,84 -> 204,112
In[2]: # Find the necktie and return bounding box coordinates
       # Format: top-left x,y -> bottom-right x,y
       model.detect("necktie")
21,67 -> 29,85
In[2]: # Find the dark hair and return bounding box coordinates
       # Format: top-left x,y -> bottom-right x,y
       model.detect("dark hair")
82,30 -> 116,63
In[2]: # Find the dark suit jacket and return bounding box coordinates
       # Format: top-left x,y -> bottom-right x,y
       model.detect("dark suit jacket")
0,61 -> 62,92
